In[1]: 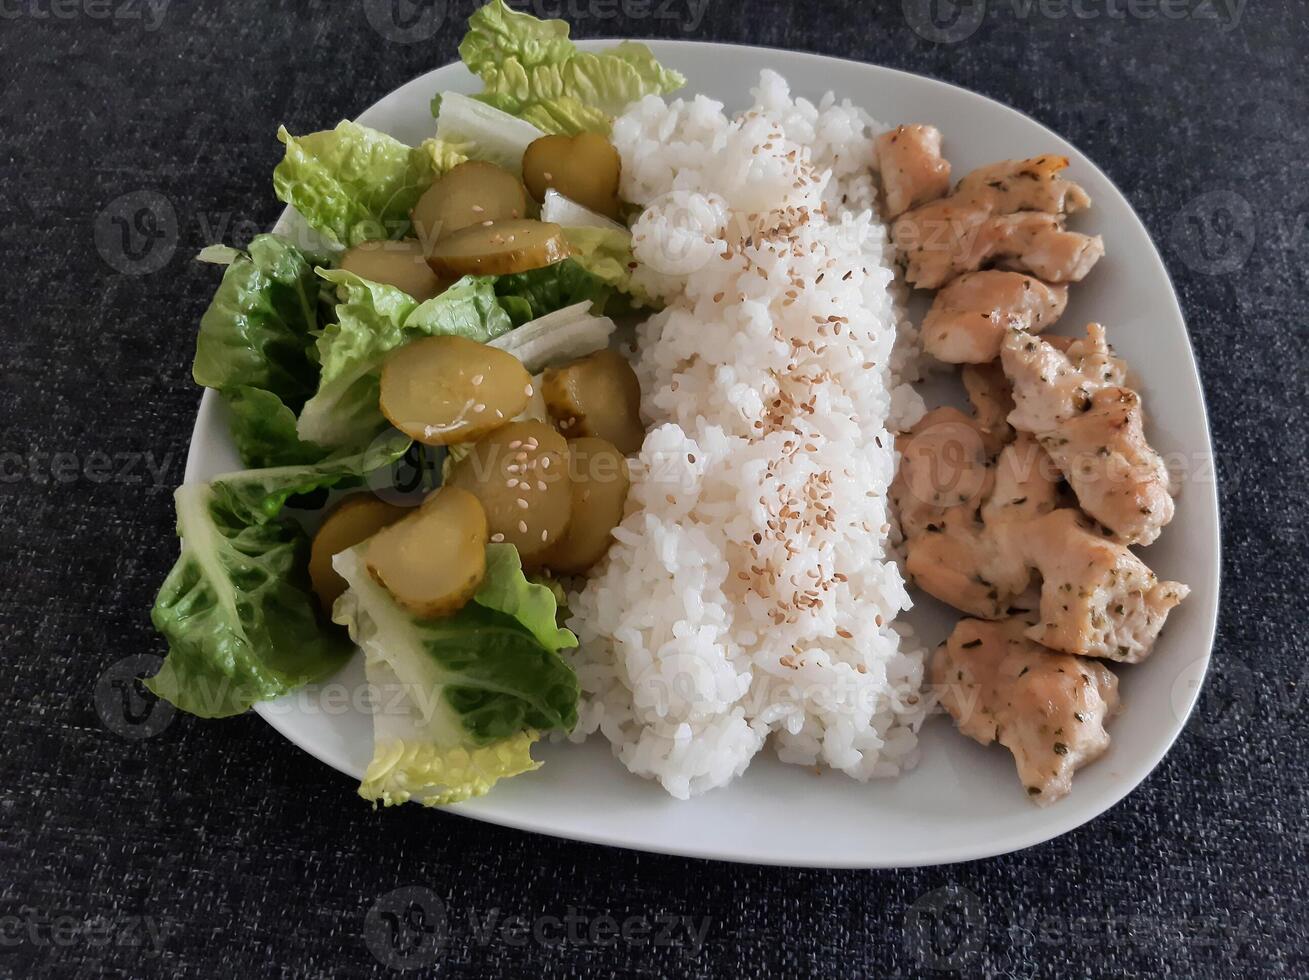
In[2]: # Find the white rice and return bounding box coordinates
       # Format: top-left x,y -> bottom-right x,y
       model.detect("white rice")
566,71 -> 929,799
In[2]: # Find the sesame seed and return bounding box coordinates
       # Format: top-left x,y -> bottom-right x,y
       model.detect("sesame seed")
518,520 -> 528,533
471,374 -> 484,386
516,498 -> 529,509
490,533 -> 504,542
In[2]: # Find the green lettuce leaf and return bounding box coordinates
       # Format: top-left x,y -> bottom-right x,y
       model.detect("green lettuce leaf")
192,234 -> 331,468
273,122 -> 468,247
492,257 -> 611,323
147,437 -> 411,718
334,541 -> 578,806
474,543 -> 577,651
457,1 -> 684,135
194,234 -> 323,404
296,271 -> 514,449
560,226 -> 656,308
211,430 -> 412,524
223,386 -> 326,469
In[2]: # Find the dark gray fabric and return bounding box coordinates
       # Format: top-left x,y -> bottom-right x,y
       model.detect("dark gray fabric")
0,1 -> 1305,977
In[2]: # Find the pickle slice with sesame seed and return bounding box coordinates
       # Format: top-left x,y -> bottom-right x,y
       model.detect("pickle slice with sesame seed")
363,486 -> 488,619
541,348 -> 644,455
379,335 -> 531,446
540,437 -> 629,575
410,160 -> 528,245
522,133 -> 623,220
445,420 -> 571,565
426,219 -> 570,277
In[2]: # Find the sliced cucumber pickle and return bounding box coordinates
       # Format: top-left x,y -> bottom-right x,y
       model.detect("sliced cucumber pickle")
426,219 -> 570,277
522,133 -> 623,220
309,494 -> 409,613
541,348 -> 644,455
541,437 -> 630,574
445,420 -> 571,564
363,486 -> 488,618
410,160 -> 528,245
380,335 -> 532,446
338,239 -> 446,301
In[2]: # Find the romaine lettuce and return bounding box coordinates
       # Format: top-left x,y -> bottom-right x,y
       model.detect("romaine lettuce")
334,542 -> 578,806
456,1 -> 685,135
559,225 -> 657,308
492,256 -> 612,323
273,122 -> 468,246
147,434 -> 411,718
192,234 -> 331,467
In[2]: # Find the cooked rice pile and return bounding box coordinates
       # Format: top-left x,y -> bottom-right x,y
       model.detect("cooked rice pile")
566,71 -> 929,798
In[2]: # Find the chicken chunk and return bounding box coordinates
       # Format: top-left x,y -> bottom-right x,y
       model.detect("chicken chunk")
875,124 -> 951,220
1002,323 -> 1127,432
1016,509 -> 1189,662
1002,325 -> 1173,545
894,209 -> 1104,289
922,271 -> 1068,363
953,155 -> 1091,216
905,436 -> 1059,619
890,407 -> 1000,540
929,615 -> 1120,806
962,360 -> 1016,440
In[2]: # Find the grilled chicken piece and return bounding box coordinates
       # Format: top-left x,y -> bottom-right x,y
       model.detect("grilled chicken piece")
895,209 -> 1104,289
1002,323 -> 1126,431
929,615 -> 1120,806
962,360 -> 1016,441
1016,509 -> 1189,662
906,436 -> 1059,618
1002,325 -> 1174,545
890,407 -> 1000,540
875,124 -> 951,220
953,155 -> 1091,216
922,271 -> 1068,363
903,431 -> 1185,661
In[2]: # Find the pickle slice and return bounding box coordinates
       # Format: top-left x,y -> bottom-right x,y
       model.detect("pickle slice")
380,336 -> 532,446
541,348 -> 644,455
522,133 -> 622,220
426,219 -> 570,277
309,494 -> 409,612
541,437 -> 630,574
410,160 -> 528,245
445,420 -> 571,564
338,239 -> 446,301
363,486 -> 488,618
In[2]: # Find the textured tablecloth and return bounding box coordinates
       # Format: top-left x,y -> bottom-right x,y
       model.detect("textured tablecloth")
1,1 -> 1305,976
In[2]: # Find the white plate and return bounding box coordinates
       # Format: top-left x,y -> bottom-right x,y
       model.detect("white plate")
183,41 -> 1219,868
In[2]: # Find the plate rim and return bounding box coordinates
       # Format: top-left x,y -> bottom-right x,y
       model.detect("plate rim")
182,38 -> 1221,868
